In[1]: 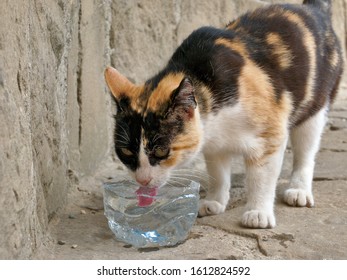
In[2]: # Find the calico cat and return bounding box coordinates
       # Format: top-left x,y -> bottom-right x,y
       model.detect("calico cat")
104,0 -> 343,228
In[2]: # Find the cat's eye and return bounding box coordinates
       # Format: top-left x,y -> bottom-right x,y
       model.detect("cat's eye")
154,147 -> 170,158
120,148 -> 133,156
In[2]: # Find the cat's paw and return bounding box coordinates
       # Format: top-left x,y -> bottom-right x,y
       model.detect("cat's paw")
198,199 -> 226,217
284,189 -> 314,207
241,210 -> 276,228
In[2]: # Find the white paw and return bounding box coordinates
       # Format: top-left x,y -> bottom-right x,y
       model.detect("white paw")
198,199 -> 226,217
242,210 -> 276,228
284,188 -> 314,207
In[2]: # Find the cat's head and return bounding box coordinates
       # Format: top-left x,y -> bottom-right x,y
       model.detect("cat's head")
105,67 -> 203,188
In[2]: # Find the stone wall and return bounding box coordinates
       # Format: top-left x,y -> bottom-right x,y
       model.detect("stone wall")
0,0 -> 346,259
1,0 -> 67,259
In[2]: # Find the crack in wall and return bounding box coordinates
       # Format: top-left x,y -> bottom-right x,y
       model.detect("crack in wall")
76,0 -> 82,149
344,0 -> 347,59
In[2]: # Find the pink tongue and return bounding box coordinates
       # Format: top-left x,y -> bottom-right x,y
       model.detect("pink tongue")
135,187 -> 158,207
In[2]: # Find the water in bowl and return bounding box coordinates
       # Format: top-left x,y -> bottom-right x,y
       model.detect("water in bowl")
103,180 -> 200,248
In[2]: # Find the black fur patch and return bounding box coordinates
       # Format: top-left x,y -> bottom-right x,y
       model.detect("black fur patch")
114,103 -> 142,171
146,26 -> 243,111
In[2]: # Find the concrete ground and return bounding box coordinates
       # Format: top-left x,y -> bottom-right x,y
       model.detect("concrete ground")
35,100 -> 347,260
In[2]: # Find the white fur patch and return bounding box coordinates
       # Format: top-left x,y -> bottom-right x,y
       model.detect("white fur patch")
202,103 -> 263,156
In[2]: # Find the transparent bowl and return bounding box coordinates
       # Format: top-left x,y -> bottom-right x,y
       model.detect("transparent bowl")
103,179 -> 200,248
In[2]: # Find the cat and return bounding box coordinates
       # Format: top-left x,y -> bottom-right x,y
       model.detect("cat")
104,0 -> 343,228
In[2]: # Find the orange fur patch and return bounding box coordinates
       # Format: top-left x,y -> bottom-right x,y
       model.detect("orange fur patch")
128,86 -> 146,113
162,110 -> 202,168
104,67 -> 145,113
215,36 -> 292,165
146,73 -> 185,113
161,153 -> 180,168
196,83 -> 213,115
330,48 -> 339,68
266,32 -> 293,70
227,19 -> 240,30
104,67 -> 133,98
215,38 -> 249,57
238,59 -> 292,166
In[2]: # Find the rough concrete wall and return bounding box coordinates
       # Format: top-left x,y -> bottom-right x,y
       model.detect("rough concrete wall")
0,0 -> 112,258
0,0 -> 67,259
0,0 -> 346,259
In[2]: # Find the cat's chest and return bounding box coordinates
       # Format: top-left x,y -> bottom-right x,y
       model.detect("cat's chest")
201,104 -> 263,155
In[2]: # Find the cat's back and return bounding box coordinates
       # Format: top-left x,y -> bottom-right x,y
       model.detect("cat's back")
228,2 -> 342,80
160,0 -> 343,122
226,1 -> 343,123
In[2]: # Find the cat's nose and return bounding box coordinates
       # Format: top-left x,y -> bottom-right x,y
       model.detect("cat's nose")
136,178 -> 152,187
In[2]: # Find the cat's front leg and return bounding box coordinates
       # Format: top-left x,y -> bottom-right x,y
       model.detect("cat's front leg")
198,152 -> 233,216
242,139 -> 287,228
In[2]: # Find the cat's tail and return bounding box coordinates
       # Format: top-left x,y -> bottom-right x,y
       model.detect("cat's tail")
303,0 -> 332,16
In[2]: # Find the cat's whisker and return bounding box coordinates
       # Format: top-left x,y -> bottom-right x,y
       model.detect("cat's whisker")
114,137 -> 129,144
115,133 -> 130,143
169,175 -> 209,192
152,133 -> 165,144
166,178 -> 188,188
169,174 -> 209,190
172,169 -> 217,182
171,169 -> 205,176
168,175 -> 196,182
171,172 -> 213,183
163,180 -> 175,188
116,123 -> 130,141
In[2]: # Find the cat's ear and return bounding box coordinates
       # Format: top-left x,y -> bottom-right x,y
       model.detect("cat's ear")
104,66 -> 134,101
170,77 -> 197,119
